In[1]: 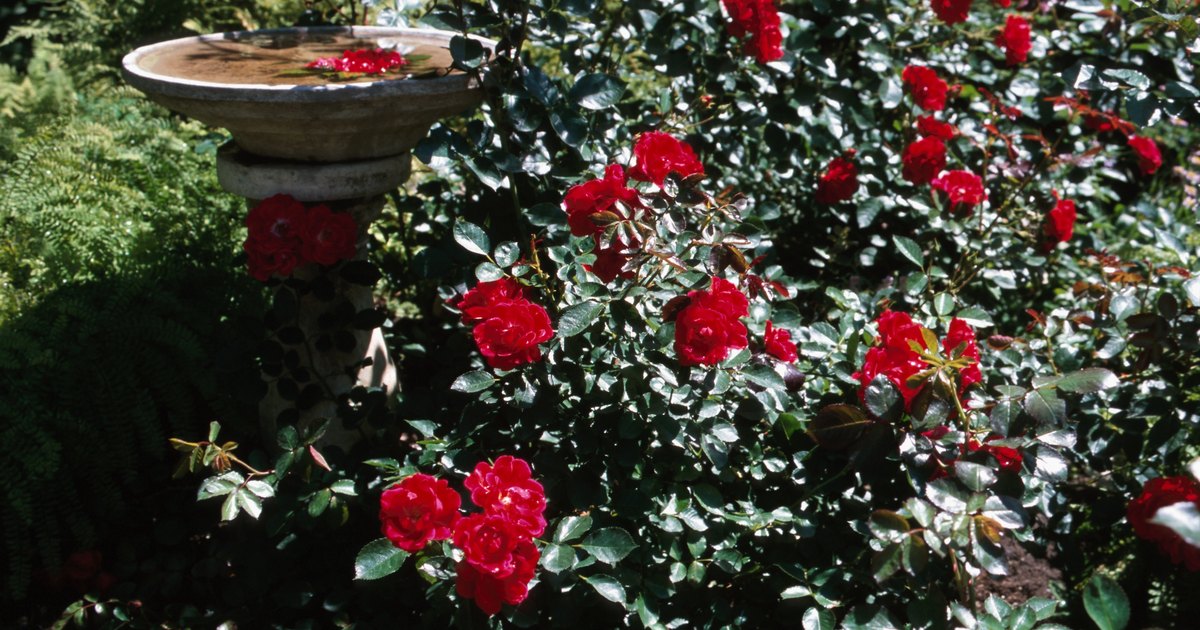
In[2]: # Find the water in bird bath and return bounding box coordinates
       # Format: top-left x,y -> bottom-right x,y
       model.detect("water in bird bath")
134,30 -> 458,86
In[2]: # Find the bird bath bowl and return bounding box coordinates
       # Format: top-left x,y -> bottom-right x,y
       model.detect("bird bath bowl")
123,26 -> 495,445
122,26 -> 492,163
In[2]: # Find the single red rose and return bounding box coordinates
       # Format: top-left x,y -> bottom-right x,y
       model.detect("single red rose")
300,204 -> 358,266
916,115 -> 957,140
629,131 -> 705,186
902,137 -> 948,185
379,473 -> 462,553
814,156 -> 859,204
996,15 -> 1032,66
245,194 -> 307,280
454,513 -> 531,578
1042,198 -> 1077,251
586,237 -> 637,283
993,0 -> 1012,6
307,48 -> 407,74
932,170 -> 987,211
563,165 -> 642,237
673,277 -> 750,367
455,539 -> 539,616
692,276 -> 751,320
902,65 -> 949,111
454,278 -> 530,325
943,317 -> 982,391
722,0 -> 784,63
1128,476 -> 1200,571
1128,135 -> 1162,175
984,444 -> 1024,473
853,310 -> 930,409
764,320 -> 798,362
472,300 -> 554,371
464,456 -> 547,538
930,0 -> 972,24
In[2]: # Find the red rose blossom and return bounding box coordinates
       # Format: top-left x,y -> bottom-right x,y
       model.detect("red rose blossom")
455,539 -> 539,616
563,165 -> 642,237
673,278 -> 750,367
586,237 -> 637,284
464,456 -> 547,538
244,194 -> 307,281
993,0 -> 1012,6
1128,135 -> 1162,175
814,155 -> 859,204
379,473 -> 462,553
916,115 -> 957,140
453,513 -> 529,578
853,310 -> 929,409
453,278 -> 529,325
1042,198 -> 1077,252
942,317 -> 982,391
902,65 -> 949,111
307,48 -> 408,74
629,131 -> 705,186
930,0 -> 972,24
764,320 -> 798,362
854,312 -> 982,411
472,300 -> 554,371
300,204 -> 358,266
902,137 -> 948,185
1128,476 -> 1200,571
932,170 -> 987,212
996,15 -> 1032,66
722,0 -> 784,64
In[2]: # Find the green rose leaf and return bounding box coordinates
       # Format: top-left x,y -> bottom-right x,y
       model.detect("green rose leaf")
557,300 -> 606,338
354,538 -> 409,581
1083,574 -> 1130,630
581,527 -> 637,565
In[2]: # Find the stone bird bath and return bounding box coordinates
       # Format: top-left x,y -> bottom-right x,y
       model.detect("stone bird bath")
123,26 -> 494,444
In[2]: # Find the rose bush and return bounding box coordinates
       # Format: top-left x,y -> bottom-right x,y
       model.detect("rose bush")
18,0 -> 1200,627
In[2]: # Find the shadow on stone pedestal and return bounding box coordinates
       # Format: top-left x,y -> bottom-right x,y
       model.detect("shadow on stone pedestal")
218,144 -> 410,450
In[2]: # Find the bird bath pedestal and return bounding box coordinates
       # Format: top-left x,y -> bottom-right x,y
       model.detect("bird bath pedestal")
123,27 -> 492,445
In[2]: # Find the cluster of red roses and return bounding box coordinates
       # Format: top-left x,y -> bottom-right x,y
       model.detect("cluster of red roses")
669,276 -> 797,367
562,131 -> 704,283
1128,476 -> 1200,571
720,0 -> 784,64
305,48 -> 408,74
452,278 -> 554,371
243,194 -> 358,281
378,456 -> 546,616
852,310 -> 982,410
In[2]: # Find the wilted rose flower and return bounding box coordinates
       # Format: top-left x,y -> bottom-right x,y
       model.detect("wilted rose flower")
563,165 -> 641,237
629,131 -> 705,186
902,65 -> 949,111
306,48 -> 407,74
1128,135 -> 1163,175
1042,198 -> 1077,252
472,300 -> 554,370
586,237 -> 637,284
929,0 -> 972,24
1127,476 -> 1200,571
932,170 -> 987,212
300,204 -> 358,266
455,539 -> 539,616
814,154 -> 859,204
996,15 -> 1032,66
764,321 -> 798,362
379,473 -> 462,552
902,137 -> 948,185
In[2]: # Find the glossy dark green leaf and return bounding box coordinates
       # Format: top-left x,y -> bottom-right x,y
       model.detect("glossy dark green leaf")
354,538 -> 409,581
581,527 -> 637,564
1083,574 -> 1130,630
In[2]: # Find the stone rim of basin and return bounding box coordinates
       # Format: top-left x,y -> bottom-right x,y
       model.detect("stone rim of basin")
122,26 -> 495,103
